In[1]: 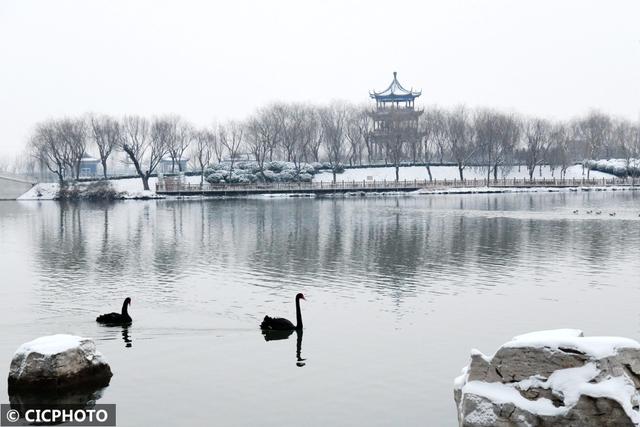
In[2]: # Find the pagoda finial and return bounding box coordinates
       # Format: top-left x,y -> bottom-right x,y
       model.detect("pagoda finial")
393,71 -> 397,79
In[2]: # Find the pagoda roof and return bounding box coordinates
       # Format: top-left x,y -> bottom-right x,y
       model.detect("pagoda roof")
370,72 -> 421,101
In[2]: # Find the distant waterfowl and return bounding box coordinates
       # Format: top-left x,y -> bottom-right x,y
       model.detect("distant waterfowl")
96,298 -> 132,325
609,212 -> 616,217
586,210 -> 593,214
595,211 -> 602,215
260,293 -> 305,331
572,210 -> 579,214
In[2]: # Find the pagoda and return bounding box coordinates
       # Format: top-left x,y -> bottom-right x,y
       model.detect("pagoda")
368,72 -> 423,166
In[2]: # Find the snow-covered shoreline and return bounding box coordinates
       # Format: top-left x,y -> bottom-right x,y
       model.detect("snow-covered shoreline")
15,164 -> 629,201
17,181 -> 638,201
18,181 -> 165,201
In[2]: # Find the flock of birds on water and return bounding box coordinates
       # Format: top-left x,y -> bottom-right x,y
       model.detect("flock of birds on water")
97,294 -> 306,331
571,209 -> 640,217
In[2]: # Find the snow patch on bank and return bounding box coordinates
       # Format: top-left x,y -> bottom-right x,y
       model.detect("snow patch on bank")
17,183 -> 59,200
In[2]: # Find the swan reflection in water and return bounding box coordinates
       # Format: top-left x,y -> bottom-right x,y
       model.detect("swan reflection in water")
97,324 -> 133,349
121,325 -> 132,348
261,329 -> 306,367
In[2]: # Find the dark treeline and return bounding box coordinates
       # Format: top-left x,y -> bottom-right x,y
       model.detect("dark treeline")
23,103 -> 640,188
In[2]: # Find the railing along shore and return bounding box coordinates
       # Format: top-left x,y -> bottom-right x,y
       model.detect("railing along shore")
156,177 -> 635,194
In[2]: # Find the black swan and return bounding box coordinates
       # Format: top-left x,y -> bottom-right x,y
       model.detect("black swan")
260,293 -> 305,331
96,297 -> 132,325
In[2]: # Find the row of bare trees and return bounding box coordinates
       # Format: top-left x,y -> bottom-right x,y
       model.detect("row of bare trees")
28,115 -> 200,190
25,105 -> 640,188
240,104 -> 640,182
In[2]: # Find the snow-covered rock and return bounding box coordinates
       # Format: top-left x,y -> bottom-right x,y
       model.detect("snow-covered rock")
454,329 -> 640,426
8,335 -> 112,392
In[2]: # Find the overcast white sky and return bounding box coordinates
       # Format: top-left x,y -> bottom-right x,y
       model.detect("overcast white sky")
1,0 -> 639,157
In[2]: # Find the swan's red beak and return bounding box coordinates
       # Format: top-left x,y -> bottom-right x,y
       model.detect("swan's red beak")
301,295 -> 306,301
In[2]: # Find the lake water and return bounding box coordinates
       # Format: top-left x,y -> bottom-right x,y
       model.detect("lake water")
1,191 -> 639,426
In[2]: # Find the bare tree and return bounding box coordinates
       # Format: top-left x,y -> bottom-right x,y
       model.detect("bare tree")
614,119 -> 640,180
446,107 -> 476,180
287,105 -> 314,173
524,118 -> 552,181
345,106 -> 366,166
56,118 -> 87,180
29,120 -> 70,184
474,109 -> 501,181
275,103 -> 305,163
319,102 -> 349,182
631,122 -> 640,182
89,114 -> 120,178
190,128 -> 215,184
219,121 -> 244,174
548,122 -> 572,179
210,122 -> 225,164
246,110 -> 277,179
473,110 -> 520,181
493,114 -> 520,180
167,117 -> 194,172
351,109 -> 373,164
120,115 -> 167,191
305,107 -> 323,163
574,111 -> 612,178
421,109 -> 443,181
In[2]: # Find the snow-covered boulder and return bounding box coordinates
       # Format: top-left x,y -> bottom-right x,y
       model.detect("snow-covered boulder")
8,335 -> 112,392
454,329 -> 640,426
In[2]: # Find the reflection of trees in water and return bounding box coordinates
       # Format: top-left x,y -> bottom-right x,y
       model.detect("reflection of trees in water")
33,203 -> 89,308
30,195 -> 631,310
32,202 -> 178,307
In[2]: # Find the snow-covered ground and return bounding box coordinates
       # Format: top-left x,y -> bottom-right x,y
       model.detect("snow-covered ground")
313,165 -> 614,183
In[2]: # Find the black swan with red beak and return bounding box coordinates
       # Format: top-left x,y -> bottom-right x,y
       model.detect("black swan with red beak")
260,293 -> 305,331
96,297 -> 132,325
